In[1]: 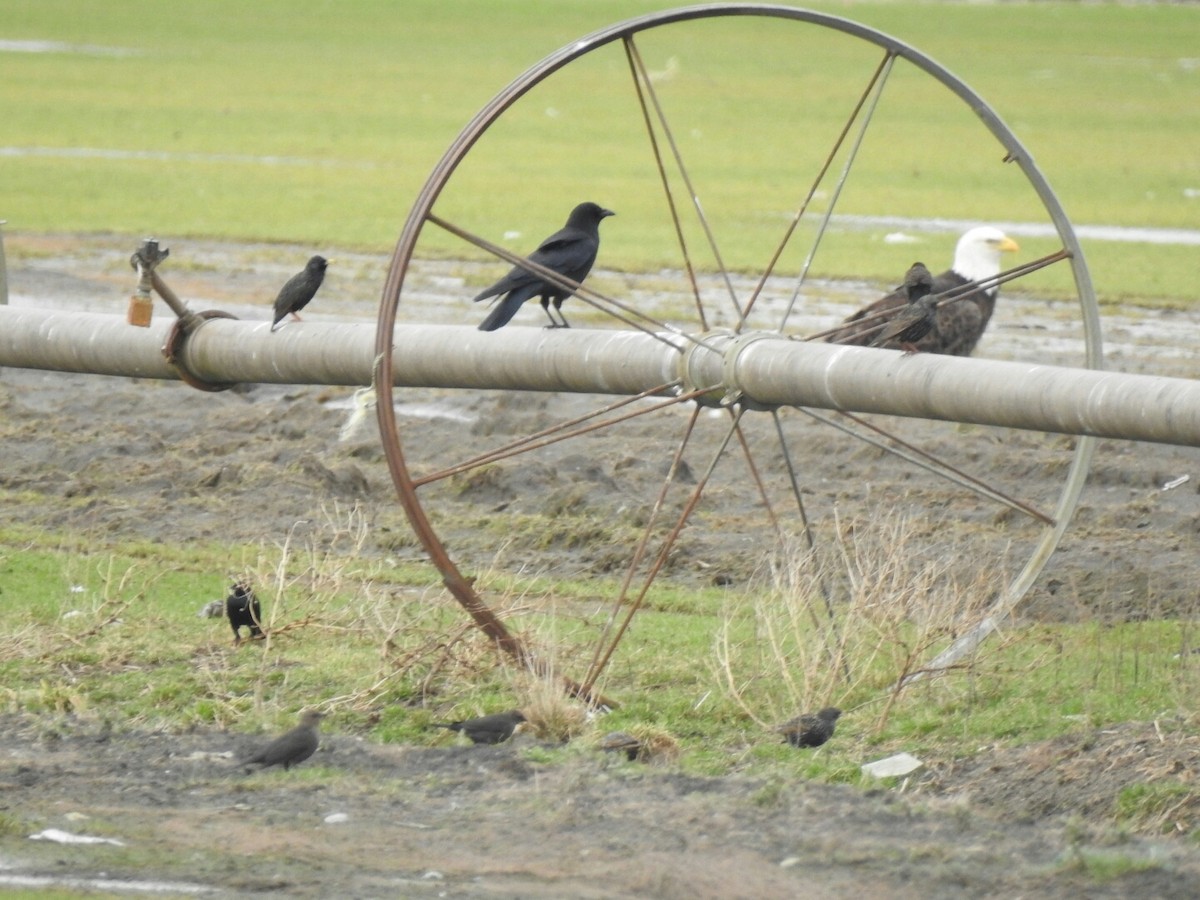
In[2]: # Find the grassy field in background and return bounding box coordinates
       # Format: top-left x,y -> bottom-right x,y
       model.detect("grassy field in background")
0,0 -> 1197,304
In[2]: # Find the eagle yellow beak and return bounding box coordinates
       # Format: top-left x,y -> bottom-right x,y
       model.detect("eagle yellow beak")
999,237 -> 1019,253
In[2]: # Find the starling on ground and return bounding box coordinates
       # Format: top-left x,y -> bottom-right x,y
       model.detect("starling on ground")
271,255 -> 330,332
598,731 -> 645,761
243,710 -> 325,771
225,582 -> 263,644
776,707 -> 842,748
474,202 -> 614,331
871,262 -> 937,353
825,227 -> 1019,355
432,709 -> 526,745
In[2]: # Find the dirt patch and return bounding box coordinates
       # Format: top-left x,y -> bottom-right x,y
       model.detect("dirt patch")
2,713 -> 1199,898
918,722 -> 1200,836
3,233 -> 1200,895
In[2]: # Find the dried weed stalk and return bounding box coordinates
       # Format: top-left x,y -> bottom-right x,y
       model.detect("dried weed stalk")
716,510 -> 1003,734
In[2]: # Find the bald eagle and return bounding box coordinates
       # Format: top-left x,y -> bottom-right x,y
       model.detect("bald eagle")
826,227 -> 1020,356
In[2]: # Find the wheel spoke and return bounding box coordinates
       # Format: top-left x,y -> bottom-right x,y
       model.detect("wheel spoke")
584,404 -> 703,687
796,407 -> 1056,525
582,406 -> 746,695
623,37 -> 713,328
624,35 -> 743,325
730,409 -> 782,533
769,409 -> 852,682
736,51 -> 897,331
412,382 -> 715,487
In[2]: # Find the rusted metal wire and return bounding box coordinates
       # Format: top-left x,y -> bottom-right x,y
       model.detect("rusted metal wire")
624,36 -> 741,324
413,382 -> 716,487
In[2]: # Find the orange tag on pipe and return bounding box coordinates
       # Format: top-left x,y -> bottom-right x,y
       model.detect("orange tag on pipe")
127,294 -> 153,327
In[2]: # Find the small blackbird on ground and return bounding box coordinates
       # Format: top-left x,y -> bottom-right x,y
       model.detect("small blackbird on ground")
776,707 -> 842,748
432,709 -> 526,745
598,731 -> 644,761
225,582 -> 263,644
271,255 -> 330,332
474,202 -> 614,331
243,710 -> 325,771
870,262 -> 937,353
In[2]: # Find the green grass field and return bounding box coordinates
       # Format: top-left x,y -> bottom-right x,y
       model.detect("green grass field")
2,523 -> 1195,790
1,0 -> 1196,303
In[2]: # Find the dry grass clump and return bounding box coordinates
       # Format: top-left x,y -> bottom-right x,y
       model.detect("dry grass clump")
515,674 -> 590,744
716,510 -> 1005,734
596,727 -> 681,764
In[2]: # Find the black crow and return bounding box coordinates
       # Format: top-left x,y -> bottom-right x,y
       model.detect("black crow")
271,255 -> 330,332
475,202 -> 614,331
243,710 -> 324,771
776,707 -> 841,748
826,227 -> 1019,355
871,261 -> 937,353
432,709 -> 526,745
225,582 -> 263,644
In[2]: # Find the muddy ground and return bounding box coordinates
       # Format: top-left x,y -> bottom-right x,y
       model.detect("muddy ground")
2,233 -> 1200,897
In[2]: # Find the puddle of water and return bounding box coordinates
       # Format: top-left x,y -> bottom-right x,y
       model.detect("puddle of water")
322,394 -> 477,425
0,146 -> 374,170
0,872 -> 214,894
0,39 -> 140,57
831,214 -> 1200,246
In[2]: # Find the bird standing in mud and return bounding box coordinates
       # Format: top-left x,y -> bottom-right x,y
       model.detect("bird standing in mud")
776,707 -> 841,748
432,709 -> 526,745
870,261 -> 937,353
826,227 -> 1019,355
474,202 -> 614,331
271,255 -> 330,332
243,710 -> 325,771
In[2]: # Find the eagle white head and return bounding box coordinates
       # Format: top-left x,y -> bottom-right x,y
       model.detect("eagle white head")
952,226 -> 1020,288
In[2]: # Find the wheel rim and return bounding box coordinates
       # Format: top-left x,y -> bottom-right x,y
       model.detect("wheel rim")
374,4 -> 1100,701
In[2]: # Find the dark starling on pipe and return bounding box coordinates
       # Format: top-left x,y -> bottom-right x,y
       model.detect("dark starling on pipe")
826,227 -> 1019,355
271,255 -> 330,332
871,262 -> 937,353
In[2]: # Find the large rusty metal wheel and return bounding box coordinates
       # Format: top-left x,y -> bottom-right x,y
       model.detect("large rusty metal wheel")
375,5 -> 1100,700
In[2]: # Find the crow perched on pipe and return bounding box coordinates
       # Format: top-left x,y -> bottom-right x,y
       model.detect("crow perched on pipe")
271,255 -> 330,332
474,202 -> 614,331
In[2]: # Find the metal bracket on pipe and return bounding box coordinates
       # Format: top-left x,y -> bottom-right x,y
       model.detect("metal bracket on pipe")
162,310 -> 240,392
720,331 -> 784,411
130,238 -> 241,392
678,328 -> 786,410
678,328 -> 731,408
